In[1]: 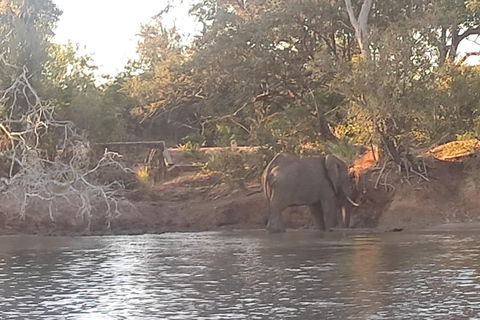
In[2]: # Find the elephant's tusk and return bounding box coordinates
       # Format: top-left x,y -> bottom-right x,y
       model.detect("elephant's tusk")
346,196 -> 359,207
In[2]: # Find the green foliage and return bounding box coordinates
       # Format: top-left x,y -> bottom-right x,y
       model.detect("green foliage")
123,18 -> 197,140
0,0 -> 61,86
179,132 -> 205,146
177,141 -> 202,159
333,108 -> 375,145
114,0 -> 480,160
325,141 -> 359,166
215,124 -> 250,147
203,149 -> 273,187
4,0 -> 480,168
429,65 -> 480,139
43,43 -> 128,142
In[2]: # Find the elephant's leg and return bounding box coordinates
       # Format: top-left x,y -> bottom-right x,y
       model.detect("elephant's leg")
308,203 -> 325,230
266,199 -> 286,233
320,195 -> 341,230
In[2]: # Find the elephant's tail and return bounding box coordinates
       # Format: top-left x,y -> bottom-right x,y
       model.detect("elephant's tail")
262,165 -> 276,201
261,169 -> 270,200
262,153 -> 286,201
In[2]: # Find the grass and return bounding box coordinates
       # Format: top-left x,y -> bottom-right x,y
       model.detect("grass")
135,165 -> 150,184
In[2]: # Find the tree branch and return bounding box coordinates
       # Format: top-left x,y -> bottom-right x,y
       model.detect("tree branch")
456,51 -> 480,66
344,0 -> 372,60
456,26 -> 480,46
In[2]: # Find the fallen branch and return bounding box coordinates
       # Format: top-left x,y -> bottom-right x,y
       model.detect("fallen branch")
0,66 -> 133,227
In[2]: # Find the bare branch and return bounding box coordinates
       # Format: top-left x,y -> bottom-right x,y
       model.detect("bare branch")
456,26 -> 480,46
456,51 -> 480,66
0,67 -> 133,228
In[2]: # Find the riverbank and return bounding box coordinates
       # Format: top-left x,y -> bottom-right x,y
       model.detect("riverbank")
0,174 -> 294,236
1,142 -> 480,236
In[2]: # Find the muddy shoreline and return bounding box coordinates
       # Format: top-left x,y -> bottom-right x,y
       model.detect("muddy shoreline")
1,148 -> 480,237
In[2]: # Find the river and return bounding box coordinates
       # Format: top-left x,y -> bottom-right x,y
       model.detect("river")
1,229 -> 480,319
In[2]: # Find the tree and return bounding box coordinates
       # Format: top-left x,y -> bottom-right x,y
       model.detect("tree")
345,0 -> 373,60
187,0 -> 352,143
122,0 -> 480,159
42,42 -> 128,143
0,2 -> 132,224
0,0 -> 61,85
340,0 -> 480,165
123,18 -> 200,143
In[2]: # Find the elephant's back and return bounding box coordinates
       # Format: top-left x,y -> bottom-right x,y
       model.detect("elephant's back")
263,153 -> 297,176
269,152 -> 298,166
263,153 -> 310,186
262,153 -> 297,197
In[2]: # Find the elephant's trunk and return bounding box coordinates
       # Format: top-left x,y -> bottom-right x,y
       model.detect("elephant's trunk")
346,196 -> 359,207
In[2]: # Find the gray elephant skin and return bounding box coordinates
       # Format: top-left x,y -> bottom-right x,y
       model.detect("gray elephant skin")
261,152 -> 358,233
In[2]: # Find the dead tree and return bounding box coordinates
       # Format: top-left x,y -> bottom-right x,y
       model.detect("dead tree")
0,67 -> 133,228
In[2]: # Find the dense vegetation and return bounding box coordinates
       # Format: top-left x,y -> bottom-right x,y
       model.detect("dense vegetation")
2,0 -> 480,164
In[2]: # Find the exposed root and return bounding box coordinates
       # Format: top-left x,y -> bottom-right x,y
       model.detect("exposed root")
367,147 -> 430,196
374,160 -> 387,189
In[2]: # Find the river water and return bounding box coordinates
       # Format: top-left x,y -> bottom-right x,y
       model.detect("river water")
1,230 -> 480,319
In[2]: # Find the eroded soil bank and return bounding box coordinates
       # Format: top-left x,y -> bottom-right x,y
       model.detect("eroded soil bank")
1,145 -> 480,236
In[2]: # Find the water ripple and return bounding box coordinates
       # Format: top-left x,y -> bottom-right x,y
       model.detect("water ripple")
0,231 -> 479,318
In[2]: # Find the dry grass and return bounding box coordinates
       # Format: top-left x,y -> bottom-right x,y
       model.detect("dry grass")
428,139 -> 480,161
135,165 -> 150,184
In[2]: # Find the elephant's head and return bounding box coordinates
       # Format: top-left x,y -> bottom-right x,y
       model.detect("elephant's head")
325,154 -> 358,208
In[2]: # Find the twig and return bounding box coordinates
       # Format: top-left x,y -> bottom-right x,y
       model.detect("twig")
411,168 -> 430,182
383,168 -> 392,192
370,144 -> 377,163
402,158 -> 410,180
374,160 -> 387,189
422,158 -> 428,178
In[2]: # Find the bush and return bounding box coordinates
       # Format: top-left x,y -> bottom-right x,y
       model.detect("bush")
179,133 -> 206,146
177,141 -> 202,159
325,140 -> 359,166
135,165 -> 150,185
202,148 -> 273,187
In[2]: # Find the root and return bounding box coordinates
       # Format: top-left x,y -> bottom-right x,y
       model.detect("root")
369,147 -> 430,195
374,160 -> 387,189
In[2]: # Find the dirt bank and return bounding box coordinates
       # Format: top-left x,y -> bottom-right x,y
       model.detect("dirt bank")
1,144 -> 480,236
353,156 -> 470,231
0,174 -> 311,236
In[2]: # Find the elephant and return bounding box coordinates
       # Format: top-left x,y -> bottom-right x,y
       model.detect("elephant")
261,152 -> 358,233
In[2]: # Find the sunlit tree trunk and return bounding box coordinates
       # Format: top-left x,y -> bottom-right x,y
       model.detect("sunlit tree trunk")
345,0 -> 373,60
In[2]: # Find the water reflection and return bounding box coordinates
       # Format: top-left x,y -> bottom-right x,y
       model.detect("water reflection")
1,230 -> 480,318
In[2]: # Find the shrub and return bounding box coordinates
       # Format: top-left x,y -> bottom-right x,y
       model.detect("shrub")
325,140 -> 359,166
202,148 -> 273,188
177,141 -> 202,159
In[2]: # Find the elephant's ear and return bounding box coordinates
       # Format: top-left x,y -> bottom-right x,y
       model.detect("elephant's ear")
325,154 -> 341,195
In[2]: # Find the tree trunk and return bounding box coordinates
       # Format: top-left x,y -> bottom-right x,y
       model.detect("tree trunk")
345,0 -> 373,60
315,103 -> 338,141
439,27 -> 447,66
450,21 -> 459,62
